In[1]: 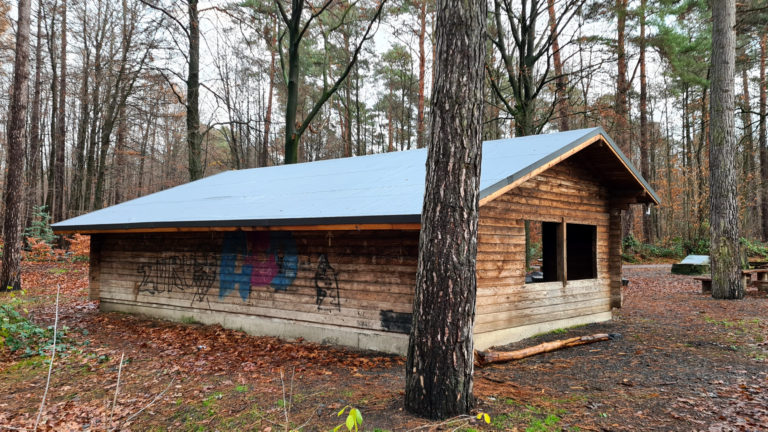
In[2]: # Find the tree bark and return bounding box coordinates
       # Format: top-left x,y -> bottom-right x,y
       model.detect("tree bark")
70,10 -> 90,214
26,0 -> 44,227
416,0 -> 427,148
547,0 -> 568,131
54,0 -> 67,222
639,0 -> 651,243
1,0 -> 32,292
261,18 -> 276,167
740,63 -> 755,238
404,0 -> 486,419
759,34 -> 768,241
187,0 -> 202,180
709,0 -> 742,299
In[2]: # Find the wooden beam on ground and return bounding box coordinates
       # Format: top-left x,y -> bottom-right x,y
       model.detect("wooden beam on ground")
474,333 -> 617,366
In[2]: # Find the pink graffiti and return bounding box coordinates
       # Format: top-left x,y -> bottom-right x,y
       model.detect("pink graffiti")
244,233 -> 279,286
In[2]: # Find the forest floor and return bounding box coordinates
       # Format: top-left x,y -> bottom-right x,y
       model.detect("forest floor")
1,262 -> 767,431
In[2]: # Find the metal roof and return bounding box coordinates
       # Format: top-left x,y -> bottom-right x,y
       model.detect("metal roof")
52,127 -> 660,232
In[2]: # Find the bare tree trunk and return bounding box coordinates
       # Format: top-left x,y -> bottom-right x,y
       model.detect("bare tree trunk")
187,0 -> 202,180
741,63 -> 755,238
416,0 -> 427,148
113,104 -> 127,203
26,0 -> 44,227
759,35 -> 768,241
615,0 -> 632,239
70,10 -> 90,214
1,0 -> 32,292
53,0 -> 67,222
709,0 -> 742,299
45,0 -> 59,217
404,0 -> 486,418
547,0 -> 568,131
261,19 -> 276,167
639,0 -> 651,243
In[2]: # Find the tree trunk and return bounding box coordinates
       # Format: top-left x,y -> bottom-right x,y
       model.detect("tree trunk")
759,34 -> 768,241
639,0 -> 651,243
404,0 -> 486,419
283,0 -> 303,164
1,0 -> 32,292
70,18 -> 90,214
45,1 -> 58,218
113,104 -> 127,203
261,19 -> 276,167
54,0 -> 67,222
740,64 -> 754,238
709,0 -> 742,299
615,0 -> 632,239
416,0 -> 427,148
26,0 -> 44,227
187,0 -> 202,180
547,0 -> 568,131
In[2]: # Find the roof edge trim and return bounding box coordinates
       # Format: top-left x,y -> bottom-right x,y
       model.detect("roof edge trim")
52,214 -> 422,234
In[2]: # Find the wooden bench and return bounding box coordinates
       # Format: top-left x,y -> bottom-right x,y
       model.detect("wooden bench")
694,276 -> 712,293
695,269 -> 768,294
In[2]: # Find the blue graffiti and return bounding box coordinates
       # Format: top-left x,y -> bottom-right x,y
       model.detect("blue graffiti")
219,232 -> 254,300
219,231 -> 299,300
267,232 -> 298,291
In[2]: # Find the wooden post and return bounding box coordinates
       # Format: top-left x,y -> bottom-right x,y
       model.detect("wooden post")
89,235 -> 102,301
608,209 -> 623,308
557,219 -> 567,286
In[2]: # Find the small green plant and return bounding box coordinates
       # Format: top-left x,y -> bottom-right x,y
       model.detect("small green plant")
0,299 -> 66,356
334,406 -> 363,432
235,385 -> 248,393
525,414 -> 560,432
24,205 -> 58,245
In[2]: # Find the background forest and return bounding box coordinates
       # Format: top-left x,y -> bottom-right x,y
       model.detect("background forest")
0,0 -> 767,256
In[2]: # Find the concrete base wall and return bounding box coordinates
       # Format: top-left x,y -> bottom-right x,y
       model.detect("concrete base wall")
474,311 -> 613,351
100,300 -> 409,355
102,300 -> 611,355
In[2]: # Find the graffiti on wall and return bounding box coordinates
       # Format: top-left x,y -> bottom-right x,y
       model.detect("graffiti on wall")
136,254 -> 217,302
219,231 -> 299,300
314,254 -> 340,311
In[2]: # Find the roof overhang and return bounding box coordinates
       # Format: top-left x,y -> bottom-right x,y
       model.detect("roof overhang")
478,127 -> 660,207
52,127 -> 660,235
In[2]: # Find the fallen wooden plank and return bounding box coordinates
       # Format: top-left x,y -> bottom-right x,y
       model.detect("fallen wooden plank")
474,333 -> 619,367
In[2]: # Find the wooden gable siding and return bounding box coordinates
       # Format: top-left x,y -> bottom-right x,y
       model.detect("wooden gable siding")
94,230 -> 418,334
475,159 -> 613,335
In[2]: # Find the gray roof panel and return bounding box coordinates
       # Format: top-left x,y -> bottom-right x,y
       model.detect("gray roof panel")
52,127 -> 658,231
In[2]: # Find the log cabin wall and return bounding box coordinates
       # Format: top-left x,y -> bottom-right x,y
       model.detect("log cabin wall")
93,229 -> 419,354
474,159 -> 615,349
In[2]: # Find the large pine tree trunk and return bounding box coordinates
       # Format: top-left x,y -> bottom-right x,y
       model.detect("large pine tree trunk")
1,0 -> 32,292
709,0 -> 742,299
404,0 -> 486,419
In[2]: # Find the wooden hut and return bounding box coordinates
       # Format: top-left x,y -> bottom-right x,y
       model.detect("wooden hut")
52,128 -> 659,354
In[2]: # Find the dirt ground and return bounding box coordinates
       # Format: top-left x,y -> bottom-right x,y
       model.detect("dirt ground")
1,261 -> 767,431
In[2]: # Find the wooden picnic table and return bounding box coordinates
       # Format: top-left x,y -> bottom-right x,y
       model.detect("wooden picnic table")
694,268 -> 768,294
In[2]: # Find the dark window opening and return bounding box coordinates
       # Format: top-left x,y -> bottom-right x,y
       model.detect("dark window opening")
525,221 -> 597,284
566,223 -> 597,280
525,221 -> 560,283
